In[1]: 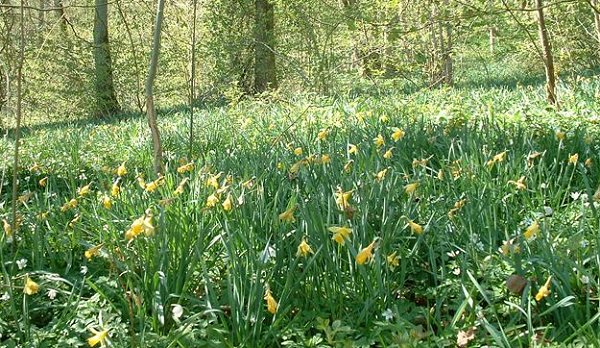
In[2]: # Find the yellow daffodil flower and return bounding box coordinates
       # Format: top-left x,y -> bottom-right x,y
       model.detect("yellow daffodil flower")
87,328 -> 109,347
137,175 -> 146,189
24,276 -> 40,295
321,154 -> 331,164
2,219 -> 12,238
404,182 -> 418,194
348,144 -> 358,155
387,251 -> 400,269
335,189 -> 353,210
585,158 -> 592,167
408,220 -> 423,235
383,148 -> 393,159
279,206 -> 296,223
343,159 -> 354,173
117,162 -> 127,177
356,240 -> 377,265
508,176 -> 526,190
61,198 -> 78,212
317,129 -> 329,141
555,130 -> 565,141
568,153 -> 578,165
206,173 -> 222,190
535,276 -> 552,302
222,194 -> 233,212
78,184 -> 91,197
177,162 -> 194,174
328,226 -> 352,245
375,168 -> 388,182
206,193 -> 220,208
524,220 -> 540,240
39,177 -> 48,187
85,243 -> 104,260
174,178 -> 189,195
391,128 -> 405,142
296,238 -> 313,257
374,134 -> 385,148
264,289 -> 278,314
111,183 -> 120,197
294,147 -> 303,156
102,195 -> 113,209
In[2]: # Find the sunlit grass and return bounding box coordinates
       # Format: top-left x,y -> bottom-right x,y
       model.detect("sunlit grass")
1,79 -> 600,346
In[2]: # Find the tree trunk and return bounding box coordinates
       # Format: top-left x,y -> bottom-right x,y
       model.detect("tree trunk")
145,0 -> 165,175
593,0 -> 600,48
93,0 -> 120,116
254,0 -> 277,93
442,0 -> 453,85
54,0 -> 67,33
535,0 -> 557,105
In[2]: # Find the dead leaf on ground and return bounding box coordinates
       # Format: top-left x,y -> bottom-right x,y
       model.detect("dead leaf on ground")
506,274 -> 528,295
457,326 -> 476,347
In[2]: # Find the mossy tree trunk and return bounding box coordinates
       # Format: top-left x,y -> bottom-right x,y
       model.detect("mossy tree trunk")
535,0 -> 557,105
93,0 -> 120,116
254,0 -> 277,93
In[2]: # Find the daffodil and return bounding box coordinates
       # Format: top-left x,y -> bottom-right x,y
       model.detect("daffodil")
117,162 -> 127,177
390,128 -> 405,142
404,182 -> 418,194
387,251 -> 400,269
508,176 -> 526,190
375,168 -> 388,182
328,226 -> 352,245
408,220 -> 423,235
317,129 -> 329,141
383,148 -> 393,159
335,189 -> 353,210
374,134 -> 385,148
264,289 -> 278,314
125,211 -> 155,240
206,193 -> 220,208
61,198 -> 78,212
101,195 -> 112,209
296,238 -> 313,257
174,178 -> 189,195
348,144 -> 358,155
2,219 -> 12,238
145,177 -> 165,192
321,154 -> 331,164
24,276 -> 39,295
294,147 -> 303,156
486,151 -> 507,168
524,220 -> 540,240
69,214 -> 80,228
85,243 -> 104,260
448,199 -> 466,218
585,158 -> 592,167
568,153 -> 578,165
222,194 -> 233,212
535,276 -> 552,302
279,206 -> 296,223
177,162 -> 194,174
39,177 -> 48,187
78,184 -> 91,197
343,159 -> 354,173
412,158 -> 429,168
206,172 -> 222,190
87,328 -> 109,347
555,130 -> 565,141
356,240 -> 377,265
379,114 -> 389,123
111,183 -> 120,197
137,175 -> 146,189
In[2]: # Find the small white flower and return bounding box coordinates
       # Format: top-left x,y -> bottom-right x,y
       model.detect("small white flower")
80,266 -> 88,275
172,304 -> 183,320
0,292 -> 10,301
581,275 -> 590,285
580,239 -> 589,248
382,308 -> 394,321
48,289 -> 57,300
16,258 -> 28,270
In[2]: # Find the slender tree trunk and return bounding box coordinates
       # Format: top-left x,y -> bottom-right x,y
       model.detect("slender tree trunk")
254,0 -> 277,93
145,0 -> 165,175
53,0 -> 67,33
93,0 -> 120,116
593,0 -> 600,47
535,0 -> 557,105
488,0 -> 496,54
442,0 -> 453,85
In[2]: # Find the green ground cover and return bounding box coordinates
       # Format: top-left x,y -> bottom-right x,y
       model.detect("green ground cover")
1,77 -> 600,347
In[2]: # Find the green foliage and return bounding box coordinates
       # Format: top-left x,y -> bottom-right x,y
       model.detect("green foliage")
2,78 -> 600,346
